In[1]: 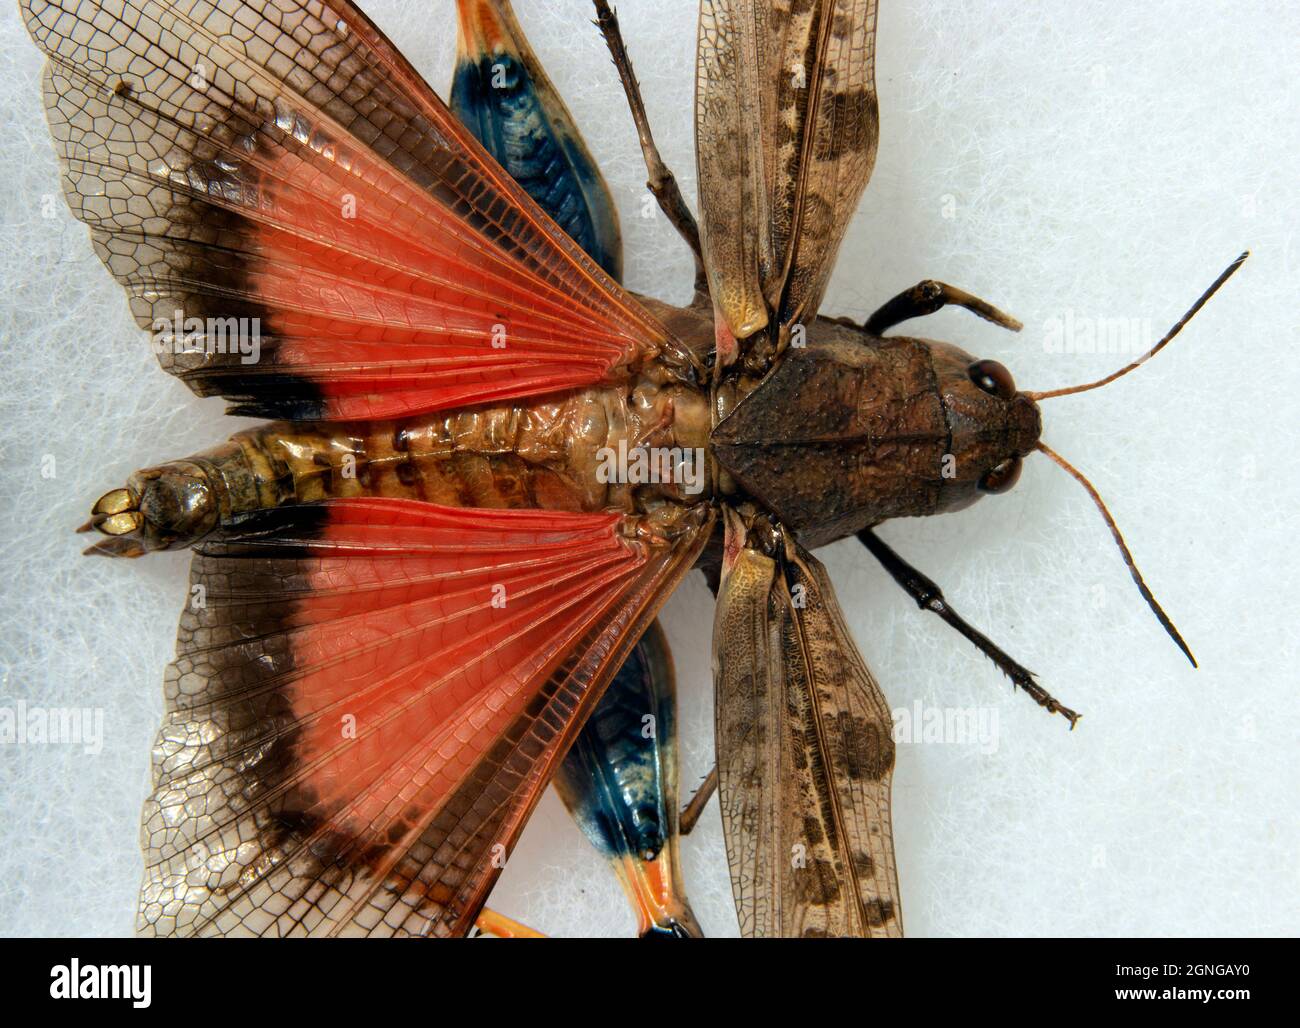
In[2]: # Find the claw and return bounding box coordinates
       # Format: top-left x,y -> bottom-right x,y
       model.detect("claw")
1029,685 -> 1081,728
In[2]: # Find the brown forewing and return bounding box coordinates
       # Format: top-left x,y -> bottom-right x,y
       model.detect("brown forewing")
713,509 -> 902,937
695,0 -> 880,340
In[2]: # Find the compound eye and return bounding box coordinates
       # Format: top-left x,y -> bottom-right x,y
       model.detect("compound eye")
978,455 -> 1023,494
968,359 -> 1016,400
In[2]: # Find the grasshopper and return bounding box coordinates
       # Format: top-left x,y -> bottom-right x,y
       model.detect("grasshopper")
20,0 -> 1242,937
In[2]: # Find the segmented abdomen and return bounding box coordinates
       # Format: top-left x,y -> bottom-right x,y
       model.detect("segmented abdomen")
208,387 -> 628,518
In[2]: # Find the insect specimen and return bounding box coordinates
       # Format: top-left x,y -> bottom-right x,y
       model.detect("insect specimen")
20,0 -> 1244,938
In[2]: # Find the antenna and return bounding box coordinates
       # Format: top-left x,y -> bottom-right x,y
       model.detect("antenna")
1026,252 -> 1248,401
1036,441 -> 1195,667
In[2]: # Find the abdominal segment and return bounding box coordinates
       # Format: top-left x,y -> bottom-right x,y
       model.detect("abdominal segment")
106,374 -> 711,555
223,388 -> 626,516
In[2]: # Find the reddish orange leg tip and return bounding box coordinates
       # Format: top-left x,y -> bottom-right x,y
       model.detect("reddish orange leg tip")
473,908 -> 545,939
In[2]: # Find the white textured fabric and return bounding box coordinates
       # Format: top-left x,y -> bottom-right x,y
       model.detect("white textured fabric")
0,0 -> 1295,937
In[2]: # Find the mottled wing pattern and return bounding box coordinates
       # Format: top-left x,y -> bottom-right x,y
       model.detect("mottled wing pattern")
695,0 -> 879,339
140,498 -> 711,936
712,509 -> 901,937
21,0 -> 685,420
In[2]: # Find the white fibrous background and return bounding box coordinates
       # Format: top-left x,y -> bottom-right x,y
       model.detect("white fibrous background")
0,0 -> 1296,937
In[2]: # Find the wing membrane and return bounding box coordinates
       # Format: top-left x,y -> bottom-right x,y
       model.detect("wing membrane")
713,507 -> 901,937
695,0 -> 880,339
22,0 -> 688,419
139,498 -> 711,936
